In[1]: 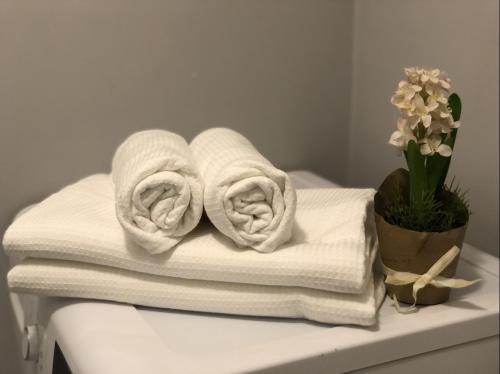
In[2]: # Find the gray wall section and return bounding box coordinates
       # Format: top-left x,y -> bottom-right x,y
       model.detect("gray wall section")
0,1 -> 353,372
348,0 -> 499,256
0,1 -> 498,372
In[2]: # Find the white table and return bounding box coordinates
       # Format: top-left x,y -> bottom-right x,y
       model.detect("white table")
9,171 -> 499,374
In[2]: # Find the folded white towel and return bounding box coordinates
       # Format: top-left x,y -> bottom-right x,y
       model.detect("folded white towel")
112,130 -> 203,254
8,259 -> 385,326
190,128 -> 297,253
3,174 -> 377,293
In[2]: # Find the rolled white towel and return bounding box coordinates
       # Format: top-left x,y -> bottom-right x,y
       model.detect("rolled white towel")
190,128 -> 296,253
112,130 -> 203,254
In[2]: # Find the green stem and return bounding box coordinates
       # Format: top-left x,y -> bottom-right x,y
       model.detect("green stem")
406,140 -> 427,207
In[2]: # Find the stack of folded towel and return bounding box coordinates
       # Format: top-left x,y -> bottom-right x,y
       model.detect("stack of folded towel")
3,128 -> 384,326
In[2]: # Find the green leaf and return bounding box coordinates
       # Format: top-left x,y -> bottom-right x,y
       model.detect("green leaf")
448,93 -> 462,122
426,93 -> 462,195
406,140 -> 427,206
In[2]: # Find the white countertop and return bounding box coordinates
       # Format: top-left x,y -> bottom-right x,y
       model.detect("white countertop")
9,171 -> 500,374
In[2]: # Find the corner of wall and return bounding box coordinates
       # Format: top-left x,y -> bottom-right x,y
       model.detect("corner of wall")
346,0 -> 360,186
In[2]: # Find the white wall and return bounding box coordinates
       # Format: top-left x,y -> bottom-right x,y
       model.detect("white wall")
0,1 -> 354,372
349,0 -> 499,256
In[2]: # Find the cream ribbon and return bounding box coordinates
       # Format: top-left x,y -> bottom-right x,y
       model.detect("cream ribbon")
382,245 -> 480,313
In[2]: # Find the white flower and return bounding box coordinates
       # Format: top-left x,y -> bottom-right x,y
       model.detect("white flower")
420,68 -> 451,90
429,119 -> 452,134
419,134 -> 452,157
389,118 -> 417,155
425,83 -> 448,104
389,67 -> 460,156
437,70 -> 451,89
420,68 -> 441,84
404,67 -> 422,84
404,67 -> 451,90
411,94 -> 436,128
405,115 -> 421,130
434,102 -> 452,120
390,81 -> 422,110
429,113 -> 461,135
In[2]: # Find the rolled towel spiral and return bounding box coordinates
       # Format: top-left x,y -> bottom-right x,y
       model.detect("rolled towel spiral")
190,128 -> 296,253
112,130 -> 203,254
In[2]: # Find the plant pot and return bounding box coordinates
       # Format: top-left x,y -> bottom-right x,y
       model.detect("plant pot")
374,169 -> 468,305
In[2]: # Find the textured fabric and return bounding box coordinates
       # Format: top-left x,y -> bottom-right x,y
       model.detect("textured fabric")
3,174 -> 378,293
8,258 -> 385,326
112,130 -> 203,254
190,128 -> 297,253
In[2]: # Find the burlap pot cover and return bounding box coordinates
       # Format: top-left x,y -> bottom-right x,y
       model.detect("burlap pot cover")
375,169 -> 468,305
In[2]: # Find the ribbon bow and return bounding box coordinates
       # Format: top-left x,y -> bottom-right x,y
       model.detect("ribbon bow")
382,245 -> 480,313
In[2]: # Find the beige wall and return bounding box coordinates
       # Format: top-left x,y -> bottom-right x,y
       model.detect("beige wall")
0,1 -> 353,372
349,0 -> 499,256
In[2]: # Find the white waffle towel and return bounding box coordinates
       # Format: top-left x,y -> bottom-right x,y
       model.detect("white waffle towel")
8,259 -> 385,326
3,174 -> 377,294
190,128 -> 296,253
112,130 -> 203,254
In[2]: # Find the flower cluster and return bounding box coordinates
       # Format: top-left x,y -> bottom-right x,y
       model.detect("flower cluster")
389,67 -> 461,157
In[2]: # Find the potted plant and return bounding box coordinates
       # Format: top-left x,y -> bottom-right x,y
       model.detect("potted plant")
375,67 -> 476,307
